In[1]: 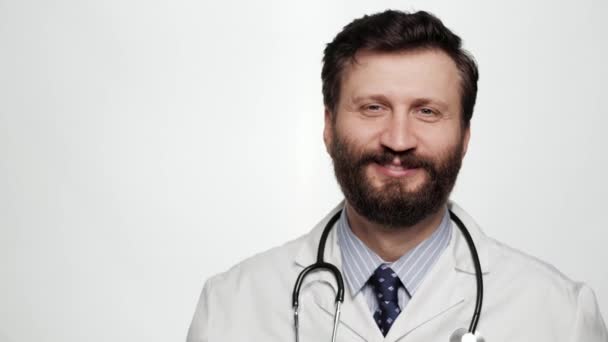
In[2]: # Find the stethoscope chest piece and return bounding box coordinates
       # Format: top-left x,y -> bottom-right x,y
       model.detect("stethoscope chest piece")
450,328 -> 485,342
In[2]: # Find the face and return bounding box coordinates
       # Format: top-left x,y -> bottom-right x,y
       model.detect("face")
324,49 -> 471,228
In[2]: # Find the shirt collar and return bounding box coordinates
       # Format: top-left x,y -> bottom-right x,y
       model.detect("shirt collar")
337,207 -> 452,298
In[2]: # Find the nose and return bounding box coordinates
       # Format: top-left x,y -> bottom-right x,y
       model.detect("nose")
379,113 -> 418,153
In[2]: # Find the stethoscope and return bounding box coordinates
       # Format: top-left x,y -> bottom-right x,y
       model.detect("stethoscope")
292,208 -> 485,342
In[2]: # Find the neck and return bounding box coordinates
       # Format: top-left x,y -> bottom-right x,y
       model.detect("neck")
345,202 -> 447,262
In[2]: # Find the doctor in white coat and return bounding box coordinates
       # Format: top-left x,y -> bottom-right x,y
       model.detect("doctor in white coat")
187,202 -> 607,341
187,9 -> 608,342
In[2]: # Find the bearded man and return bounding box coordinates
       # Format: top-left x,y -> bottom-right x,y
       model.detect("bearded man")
187,10 -> 607,342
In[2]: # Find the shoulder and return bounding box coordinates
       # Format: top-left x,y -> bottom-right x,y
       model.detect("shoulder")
197,205 -> 342,318
450,202 -> 603,327
488,236 -> 576,289
485,234 -> 585,311
482,237 -> 608,339
205,230 -> 309,292
187,231 -> 312,342
485,236 -> 593,314
450,201 -> 583,301
204,203 -> 342,292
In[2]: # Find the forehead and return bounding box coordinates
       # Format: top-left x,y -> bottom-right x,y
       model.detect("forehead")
339,48 -> 462,107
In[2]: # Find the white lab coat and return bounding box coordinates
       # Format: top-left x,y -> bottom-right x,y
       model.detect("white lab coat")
187,202 -> 608,342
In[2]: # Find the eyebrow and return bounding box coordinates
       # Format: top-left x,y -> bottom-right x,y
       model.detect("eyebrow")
351,94 -> 449,110
351,94 -> 391,104
410,97 -> 449,110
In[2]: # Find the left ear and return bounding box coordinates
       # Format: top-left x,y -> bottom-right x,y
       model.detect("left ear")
461,125 -> 471,158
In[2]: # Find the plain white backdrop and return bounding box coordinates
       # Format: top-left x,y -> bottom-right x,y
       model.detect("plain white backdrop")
1,0 -> 607,341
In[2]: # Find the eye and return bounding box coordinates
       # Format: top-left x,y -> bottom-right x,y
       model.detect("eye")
415,107 -> 441,121
418,107 -> 436,116
361,103 -> 387,116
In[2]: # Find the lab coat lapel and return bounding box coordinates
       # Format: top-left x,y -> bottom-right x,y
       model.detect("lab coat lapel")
383,239 -> 465,341
312,279 -> 383,342
294,203 -> 382,342
293,201 -> 491,342
448,202 -> 491,275
385,201 -> 491,341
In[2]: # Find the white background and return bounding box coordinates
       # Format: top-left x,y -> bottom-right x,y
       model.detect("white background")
1,0 -> 607,341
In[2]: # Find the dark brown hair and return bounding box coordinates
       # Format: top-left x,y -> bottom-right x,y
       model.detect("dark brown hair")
322,10 -> 479,127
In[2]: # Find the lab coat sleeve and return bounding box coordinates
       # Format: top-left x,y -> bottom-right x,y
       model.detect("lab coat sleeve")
186,279 -> 213,342
568,284 -> 608,342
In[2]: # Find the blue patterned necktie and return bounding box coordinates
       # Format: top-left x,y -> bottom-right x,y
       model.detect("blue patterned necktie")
369,264 -> 403,336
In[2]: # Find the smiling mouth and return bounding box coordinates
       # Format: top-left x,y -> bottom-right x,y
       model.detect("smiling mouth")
372,162 -> 420,177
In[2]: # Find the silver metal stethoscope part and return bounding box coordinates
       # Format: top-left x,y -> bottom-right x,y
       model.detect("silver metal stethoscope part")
331,301 -> 342,342
450,328 -> 486,342
293,306 -> 300,342
291,208 -> 485,341
293,301 -> 342,342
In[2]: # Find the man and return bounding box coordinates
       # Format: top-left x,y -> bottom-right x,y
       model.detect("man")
187,10 -> 607,342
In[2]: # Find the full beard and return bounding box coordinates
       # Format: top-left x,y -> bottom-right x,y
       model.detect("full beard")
329,129 -> 464,228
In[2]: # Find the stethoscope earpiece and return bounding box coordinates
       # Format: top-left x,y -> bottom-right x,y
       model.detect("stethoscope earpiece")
450,328 -> 485,342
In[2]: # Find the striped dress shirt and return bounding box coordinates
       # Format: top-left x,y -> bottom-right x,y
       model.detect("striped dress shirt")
336,207 -> 452,314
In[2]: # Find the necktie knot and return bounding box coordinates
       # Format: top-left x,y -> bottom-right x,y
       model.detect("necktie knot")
369,264 -> 402,302
369,264 -> 403,336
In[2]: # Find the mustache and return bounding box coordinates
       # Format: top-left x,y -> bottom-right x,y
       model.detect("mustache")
356,149 -> 435,170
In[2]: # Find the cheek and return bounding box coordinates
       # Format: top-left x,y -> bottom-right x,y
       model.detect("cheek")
336,117 -> 383,147
417,124 -> 463,153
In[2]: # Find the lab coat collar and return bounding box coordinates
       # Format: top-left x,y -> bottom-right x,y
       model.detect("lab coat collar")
294,201 -> 382,341
294,201 -> 344,271
447,201 -> 491,275
294,200 -> 491,275
293,200 -> 491,341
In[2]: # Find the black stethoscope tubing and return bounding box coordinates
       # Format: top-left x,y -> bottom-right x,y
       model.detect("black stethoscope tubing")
449,210 -> 483,333
292,208 -> 484,336
292,209 -> 345,308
